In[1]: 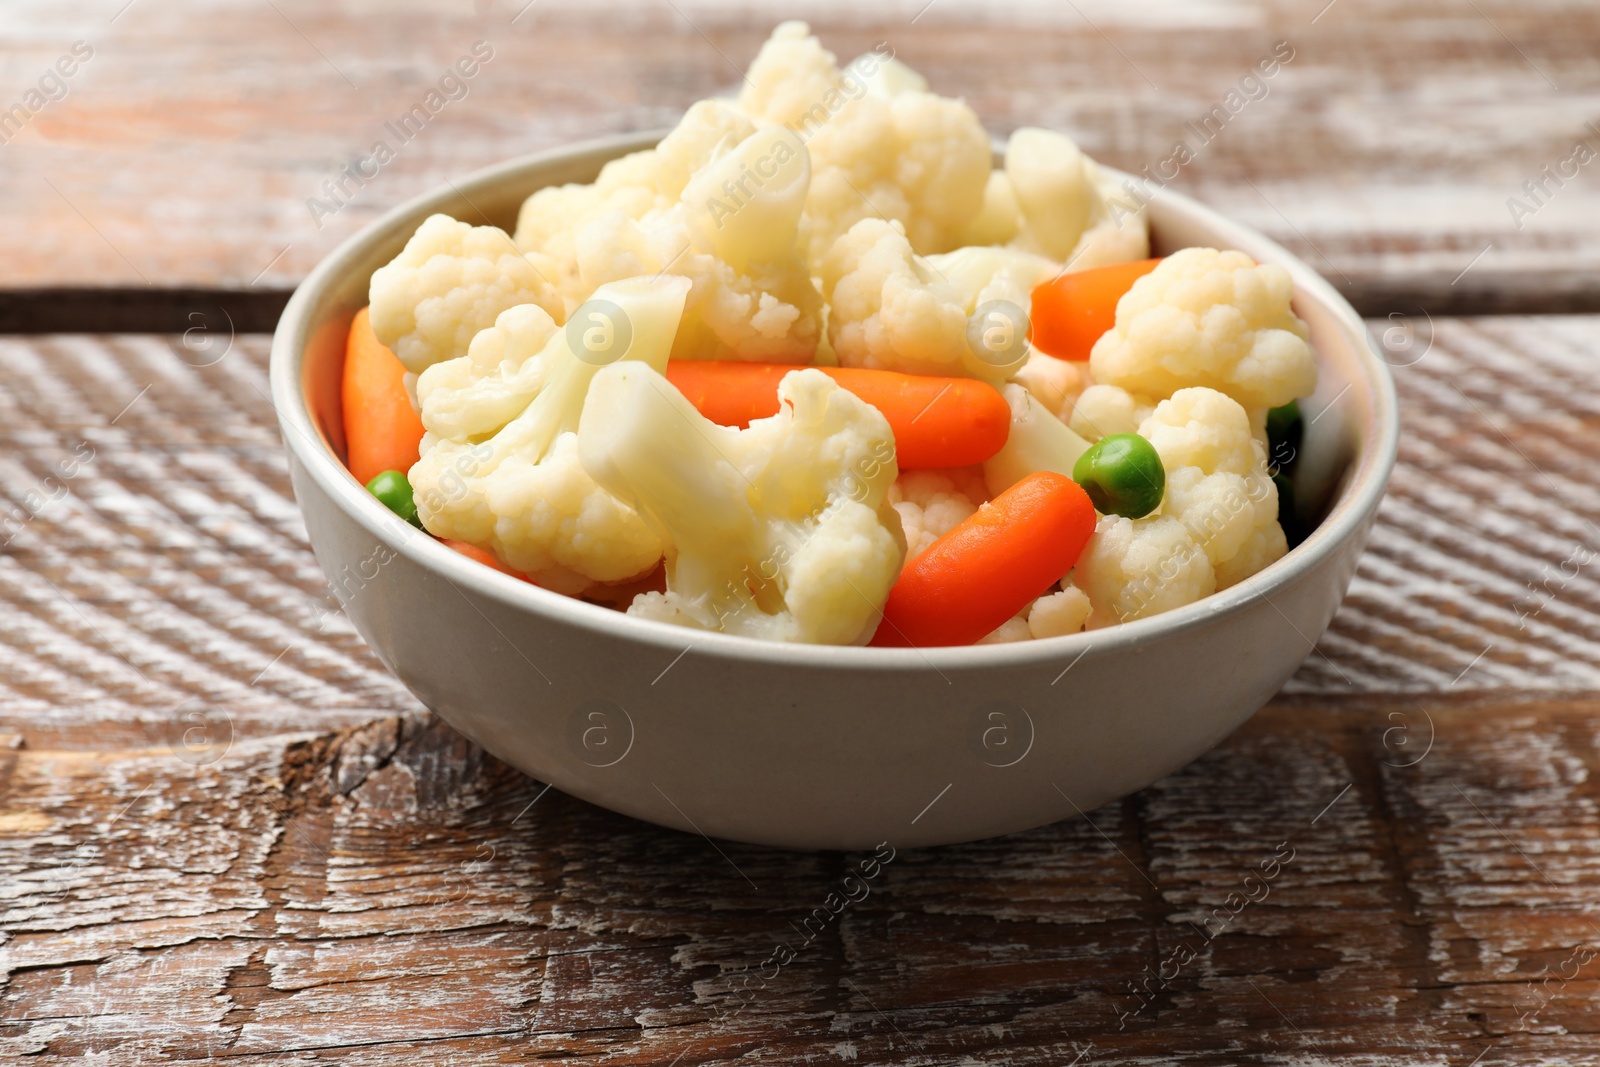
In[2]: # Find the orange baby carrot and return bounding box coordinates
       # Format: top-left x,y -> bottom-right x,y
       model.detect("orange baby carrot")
663,361 -> 1010,469
342,306 -> 425,486
440,539 -> 535,583
1029,257 -> 1162,362
871,471 -> 1096,648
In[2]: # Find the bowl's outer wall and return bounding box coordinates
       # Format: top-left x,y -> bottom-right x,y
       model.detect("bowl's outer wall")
292,452 -> 1376,849
274,132 -> 1397,850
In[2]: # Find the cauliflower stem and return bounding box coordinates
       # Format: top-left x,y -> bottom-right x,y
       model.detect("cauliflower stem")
578,363 -> 905,645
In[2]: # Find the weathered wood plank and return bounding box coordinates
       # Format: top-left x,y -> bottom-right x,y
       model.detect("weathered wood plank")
1286,316 -> 1600,695
1,0 -> 1597,310
5,701 -> 1600,1062
0,333 -> 423,751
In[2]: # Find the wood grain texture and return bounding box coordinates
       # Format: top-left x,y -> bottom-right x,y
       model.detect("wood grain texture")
0,317 -> 1597,1062
7,700 -> 1600,1063
0,333 -> 419,753
1287,316 -> 1600,695
2,0 -> 1598,312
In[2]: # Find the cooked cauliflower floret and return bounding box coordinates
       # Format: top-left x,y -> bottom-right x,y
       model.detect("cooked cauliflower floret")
1089,247 -> 1315,410
566,214 -> 821,364
514,99 -> 757,292
978,614 -> 1033,644
1144,388 -> 1286,585
1005,128 -> 1098,262
888,468 -> 985,562
738,22 -> 991,260
480,432 -> 661,591
369,214 -> 565,376
579,364 -> 905,645
820,219 -> 1051,384
1059,160 -> 1154,270
956,170 -> 1023,248
955,128 -> 1150,271
1068,384 -> 1157,442
1073,514 -> 1215,628
416,303 -> 558,442
1071,387 -> 1284,626
1141,386 -> 1263,477
410,276 -> 694,594
1027,585 -> 1092,638
514,103 -> 823,363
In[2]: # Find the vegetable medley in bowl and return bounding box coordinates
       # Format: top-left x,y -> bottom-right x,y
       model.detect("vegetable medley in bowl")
344,22 -> 1318,649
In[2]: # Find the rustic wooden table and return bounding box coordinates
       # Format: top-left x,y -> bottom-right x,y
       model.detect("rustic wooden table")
3,2 -> 1599,1063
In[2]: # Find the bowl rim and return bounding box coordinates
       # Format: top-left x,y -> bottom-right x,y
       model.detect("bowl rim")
270,129 -> 1399,673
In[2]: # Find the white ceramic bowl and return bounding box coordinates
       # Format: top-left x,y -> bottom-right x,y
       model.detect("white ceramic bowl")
271,132 -> 1397,850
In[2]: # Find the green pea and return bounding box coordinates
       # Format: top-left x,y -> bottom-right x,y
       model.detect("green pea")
1072,433 -> 1165,519
365,469 -> 422,528
1266,400 -> 1302,476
